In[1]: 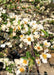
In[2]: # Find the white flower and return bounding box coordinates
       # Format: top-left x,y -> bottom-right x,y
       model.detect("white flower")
36,58 -> 41,66
14,59 -> 21,68
44,49 -> 49,53
23,34 -> 34,45
3,58 -> 9,63
21,18 -> 29,24
20,34 -> 25,41
24,25 -> 28,32
13,20 -> 18,26
34,32 -> 40,39
9,13 -> 15,18
37,24 -> 43,31
16,67 -> 25,75
34,43 -> 43,51
0,44 -> 6,48
18,25 -> 21,31
40,52 -> 51,63
20,58 -> 28,66
19,43 -> 23,48
29,20 -> 36,27
6,21 -> 11,27
2,9 -> 6,13
1,24 -> 6,31
13,32 -> 16,36
5,42 -> 12,48
43,40 -> 51,47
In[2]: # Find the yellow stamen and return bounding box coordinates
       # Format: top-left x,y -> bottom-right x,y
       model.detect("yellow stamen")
24,21 -> 27,24
13,28 -> 16,31
23,60 -> 27,64
44,42 -> 48,45
33,23 -> 35,25
37,46 -> 40,50
20,35 -> 23,38
38,61 -> 40,64
42,54 -> 47,59
18,26 -> 21,30
19,68 -> 25,72
27,37 -> 31,41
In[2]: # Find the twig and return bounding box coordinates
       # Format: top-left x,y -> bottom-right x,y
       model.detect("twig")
31,42 -> 40,75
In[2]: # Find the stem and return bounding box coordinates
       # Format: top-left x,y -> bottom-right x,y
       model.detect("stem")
31,42 -> 40,75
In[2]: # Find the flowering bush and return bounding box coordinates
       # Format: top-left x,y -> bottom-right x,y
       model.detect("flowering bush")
0,7 -> 54,75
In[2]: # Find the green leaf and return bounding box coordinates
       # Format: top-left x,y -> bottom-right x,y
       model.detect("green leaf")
10,18 -> 15,22
26,51 -> 31,59
21,57 -> 27,59
21,24 -> 24,29
41,29 -> 49,37
29,59 -> 34,66
6,67 -> 9,71
0,53 -> 4,58
13,36 -> 18,39
1,13 -> 8,21
18,20 -> 20,25
36,54 -> 40,57
40,44 -> 43,46
9,28 -> 13,34
27,27 -> 31,35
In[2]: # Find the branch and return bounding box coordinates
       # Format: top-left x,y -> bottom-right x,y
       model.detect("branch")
31,42 -> 40,75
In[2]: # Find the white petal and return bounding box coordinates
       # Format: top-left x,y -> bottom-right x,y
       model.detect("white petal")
47,54 -> 51,58
1,44 -> 6,48
42,59 -> 47,63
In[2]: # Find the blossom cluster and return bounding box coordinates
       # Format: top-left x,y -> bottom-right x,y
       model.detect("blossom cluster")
0,58 -> 28,75
0,7 -> 53,75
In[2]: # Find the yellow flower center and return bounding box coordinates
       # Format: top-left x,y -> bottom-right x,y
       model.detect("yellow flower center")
44,42 -> 48,45
33,23 -> 35,25
42,54 -> 47,59
19,68 -> 25,72
24,21 -> 27,24
27,37 -> 31,41
18,26 -> 21,30
23,60 -> 27,64
38,61 -> 40,64
20,35 -> 23,38
37,46 -> 40,50
13,28 -> 16,31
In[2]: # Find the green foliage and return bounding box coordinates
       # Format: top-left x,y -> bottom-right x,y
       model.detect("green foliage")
35,0 -> 41,2
18,20 -> 20,25
27,27 -> 31,35
0,53 -> 4,58
41,29 -> 49,37
21,24 -> 24,29
10,18 -> 15,22
1,13 -> 8,21
6,64 -> 14,73
49,20 -> 54,25
9,28 -> 13,34
26,51 -> 31,59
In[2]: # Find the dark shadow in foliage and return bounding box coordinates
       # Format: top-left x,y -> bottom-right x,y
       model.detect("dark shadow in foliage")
44,71 -> 48,75
0,62 -> 4,71
7,50 -> 20,61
